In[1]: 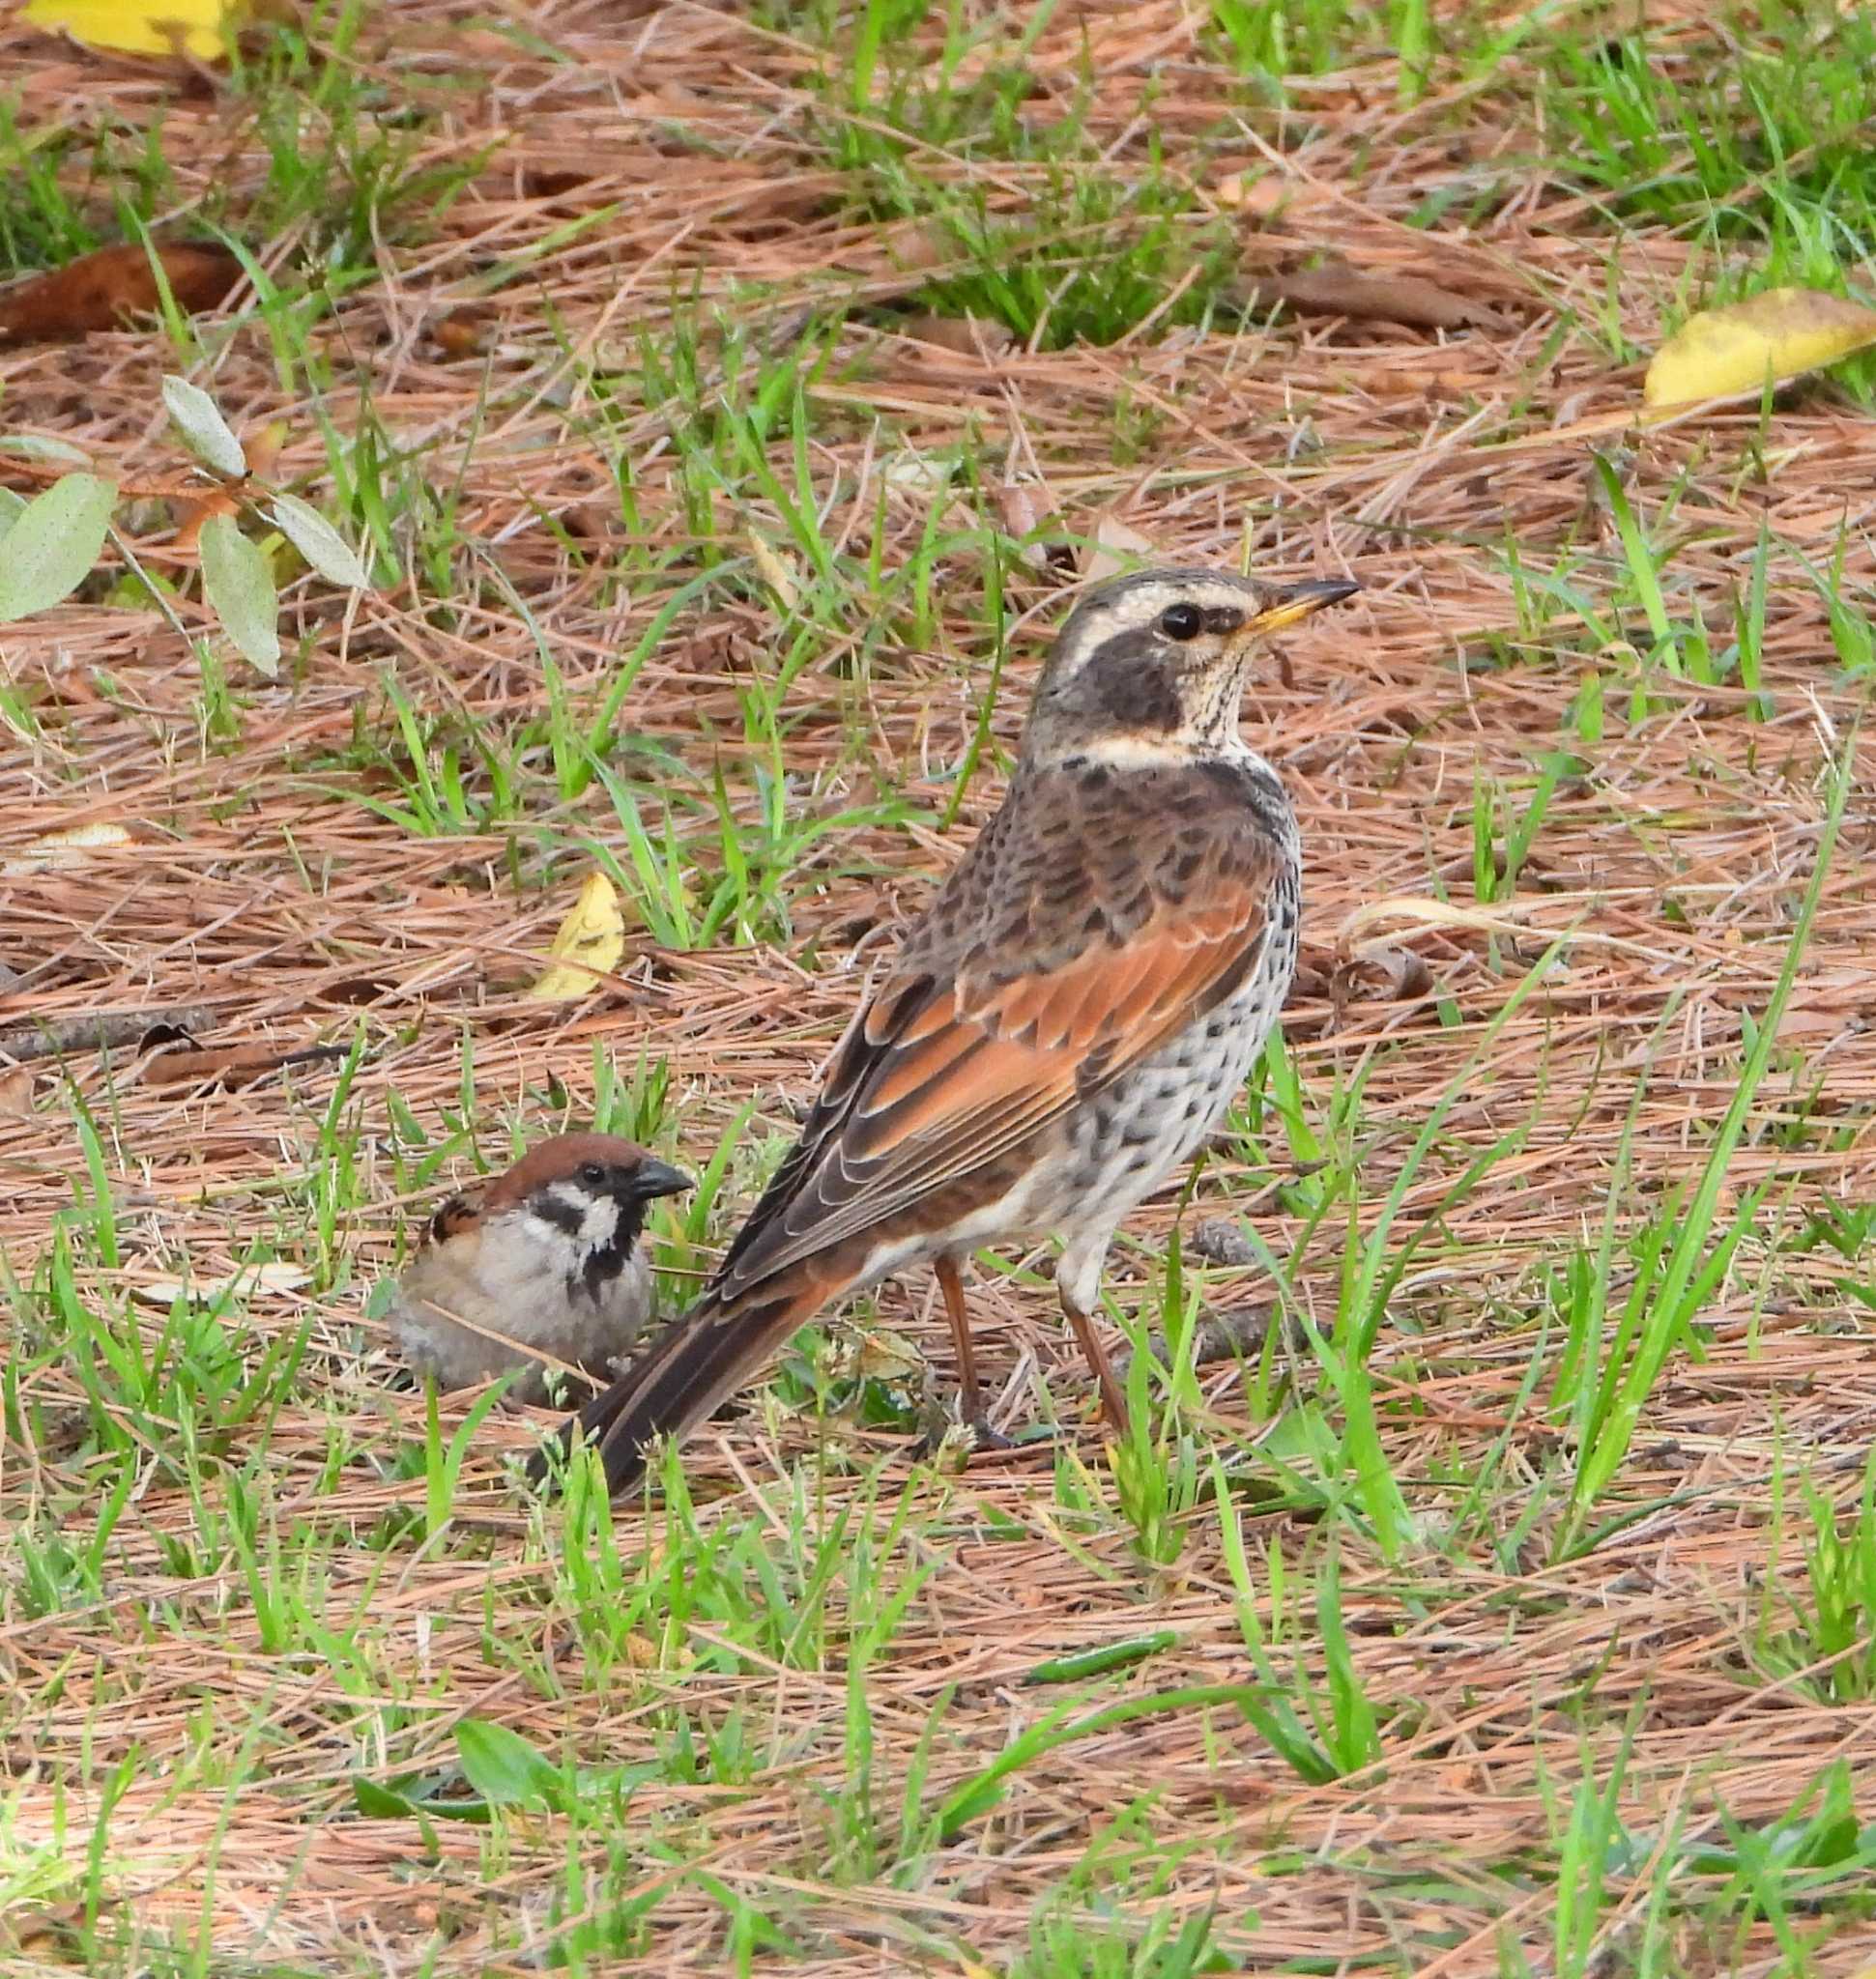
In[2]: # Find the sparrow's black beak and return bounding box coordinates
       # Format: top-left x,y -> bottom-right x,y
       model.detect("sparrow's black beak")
1250,578 -> 1360,635
629,1159 -> 692,1202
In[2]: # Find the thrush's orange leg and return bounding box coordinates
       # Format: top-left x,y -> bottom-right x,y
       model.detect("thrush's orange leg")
930,1256 -> 1017,1453
1060,1288 -> 1132,1433
934,1256 -> 980,1420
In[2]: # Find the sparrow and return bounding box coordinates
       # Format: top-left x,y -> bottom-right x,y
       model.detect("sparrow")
388,1133 -> 691,1406
546,566 -> 1356,1494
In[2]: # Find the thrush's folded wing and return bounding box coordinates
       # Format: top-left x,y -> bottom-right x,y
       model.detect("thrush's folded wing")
710,841 -> 1280,1303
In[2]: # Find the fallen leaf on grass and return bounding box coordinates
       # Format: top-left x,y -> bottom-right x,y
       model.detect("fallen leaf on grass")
824,1326 -> 926,1386
1644,286 -> 1876,408
1,820 -> 135,876
129,1260 -> 310,1310
22,0 -> 240,59
1214,171 -> 1291,219
1082,513 -> 1160,584
991,479 -> 1075,577
896,312 -> 1015,359
1333,940 -> 1435,1007
171,485 -> 240,554
878,219 -> 952,275
1237,262 -> 1503,330
745,531 -> 800,614
0,1904 -> 90,1965
527,871 -> 626,1000
427,313 -> 486,360
142,1039 -> 348,1088
0,242 -> 241,343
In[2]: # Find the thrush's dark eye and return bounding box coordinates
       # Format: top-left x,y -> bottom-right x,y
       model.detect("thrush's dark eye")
578,1161 -> 608,1189
1159,602 -> 1202,642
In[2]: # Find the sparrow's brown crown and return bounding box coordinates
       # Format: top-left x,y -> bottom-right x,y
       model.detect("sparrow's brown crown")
482,1133 -> 689,1214
1026,567 -> 1356,762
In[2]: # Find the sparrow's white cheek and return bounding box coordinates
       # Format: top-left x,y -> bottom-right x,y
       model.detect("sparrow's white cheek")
580,1196 -> 621,1248
534,1182 -> 623,1252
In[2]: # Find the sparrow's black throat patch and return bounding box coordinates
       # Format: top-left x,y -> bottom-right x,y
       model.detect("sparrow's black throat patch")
532,1182 -> 644,1303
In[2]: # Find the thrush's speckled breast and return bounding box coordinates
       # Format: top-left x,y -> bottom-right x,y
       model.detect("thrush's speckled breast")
544,566 -> 1358,1495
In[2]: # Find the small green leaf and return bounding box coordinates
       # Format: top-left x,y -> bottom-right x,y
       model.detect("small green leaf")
161,375 -> 246,477
455,1719 -> 563,1809
352,1773 -> 487,1827
0,472 -> 118,621
0,486 -> 25,535
198,513 -> 281,676
269,492 -> 371,589
1025,1630 -> 1179,1685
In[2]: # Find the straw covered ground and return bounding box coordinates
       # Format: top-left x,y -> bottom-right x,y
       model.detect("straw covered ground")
4,1 -> 1876,1971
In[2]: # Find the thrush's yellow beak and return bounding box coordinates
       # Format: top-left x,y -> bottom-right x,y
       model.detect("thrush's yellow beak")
1249,578 -> 1360,636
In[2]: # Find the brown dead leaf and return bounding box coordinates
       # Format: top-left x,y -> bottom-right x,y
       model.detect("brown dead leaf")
1082,514 -> 1159,584
0,241 -> 242,344
879,220 -> 951,274
992,479 -> 1075,577
1238,261 -> 1503,331
521,164 -> 599,202
0,1901 -> 89,1964
142,1040 -> 348,1089
1214,172 -> 1290,220
1333,941 -> 1435,1009
428,313 -> 487,361
563,502 -> 616,541
1769,967 -> 1869,1043
244,418 -> 287,481
0,1066 -> 36,1116
897,312 -> 1015,359
172,484 -> 240,555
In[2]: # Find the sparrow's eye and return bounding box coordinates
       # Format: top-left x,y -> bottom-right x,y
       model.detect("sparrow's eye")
1159,602 -> 1203,642
578,1161 -> 608,1189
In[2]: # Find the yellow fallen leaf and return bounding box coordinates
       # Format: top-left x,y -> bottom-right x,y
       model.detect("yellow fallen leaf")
745,531 -> 799,614
1644,286 -> 1876,408
527,871 -> 625,1000
1,821 -> 134,877
21,0 -> 239,59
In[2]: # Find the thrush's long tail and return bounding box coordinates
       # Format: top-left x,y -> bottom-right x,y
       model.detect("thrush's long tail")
533,1272 -> 830,1497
